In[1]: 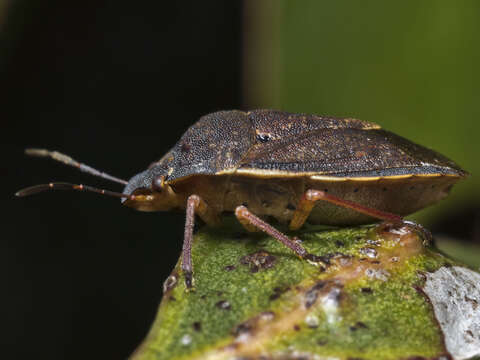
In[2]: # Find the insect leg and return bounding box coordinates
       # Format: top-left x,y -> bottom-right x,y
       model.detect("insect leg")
289,189 -> 432,243
182,194 -> 220,290
235,205 -> 326,266
289,189 -> 403,230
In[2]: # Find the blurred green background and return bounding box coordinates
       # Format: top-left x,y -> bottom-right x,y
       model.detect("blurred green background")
244,0 -> 480,266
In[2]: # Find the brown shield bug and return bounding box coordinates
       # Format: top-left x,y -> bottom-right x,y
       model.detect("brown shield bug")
16,110 -> 468,289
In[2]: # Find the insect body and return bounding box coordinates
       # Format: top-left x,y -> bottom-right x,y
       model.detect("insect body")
17,110 -> 467,289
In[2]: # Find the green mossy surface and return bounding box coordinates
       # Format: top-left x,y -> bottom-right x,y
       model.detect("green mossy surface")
131,217 -> 457,360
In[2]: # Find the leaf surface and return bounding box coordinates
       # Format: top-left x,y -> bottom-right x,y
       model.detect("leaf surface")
131,218 -> 480,360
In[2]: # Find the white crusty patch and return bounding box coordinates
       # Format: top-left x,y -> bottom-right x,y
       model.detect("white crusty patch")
423,266 -> 480,360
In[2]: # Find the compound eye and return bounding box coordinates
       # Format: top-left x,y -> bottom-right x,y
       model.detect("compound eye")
152,175 -> 165,192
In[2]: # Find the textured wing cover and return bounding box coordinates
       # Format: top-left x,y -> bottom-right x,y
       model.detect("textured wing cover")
240,110 -> 465,177
240,128 -> 466,176
248,109 -> 380,141
150,110 -> 465,182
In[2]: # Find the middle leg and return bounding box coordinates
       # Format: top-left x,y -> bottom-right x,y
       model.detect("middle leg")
235,205 -> 326,265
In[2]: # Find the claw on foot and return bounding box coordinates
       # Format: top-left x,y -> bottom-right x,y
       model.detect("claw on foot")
377,220 -> 432,245
303,253 -> 328,269
184,271 -> 195,291
401,220 -> 432,245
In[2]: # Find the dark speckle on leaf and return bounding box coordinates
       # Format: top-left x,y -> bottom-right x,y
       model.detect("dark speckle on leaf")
350,321 -> 368,331
270,286 -> 289,301
240,250 -> 276,273
366,239 -> 380,246
359,247 -> 378,258
464,295 -> 478,310
193,322 -> 202,332
305,281 -> 326,308
215,300 -> 231,310
232,322 -> 251,337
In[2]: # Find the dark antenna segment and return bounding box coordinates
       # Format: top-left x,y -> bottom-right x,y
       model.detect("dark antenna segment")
15,182 -> 134,199
25,148 -> 128,185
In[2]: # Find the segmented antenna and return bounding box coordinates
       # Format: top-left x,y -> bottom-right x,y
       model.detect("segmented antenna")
15,182 -> 134,199
25,148 -> 128,185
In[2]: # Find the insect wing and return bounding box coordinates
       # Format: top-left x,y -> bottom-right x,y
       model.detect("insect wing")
240,123 -> 465,177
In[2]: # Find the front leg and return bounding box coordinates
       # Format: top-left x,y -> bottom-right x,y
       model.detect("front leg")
182,194 -> 220,290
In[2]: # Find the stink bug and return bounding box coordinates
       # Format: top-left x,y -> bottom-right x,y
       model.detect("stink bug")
17,110 -> 468,289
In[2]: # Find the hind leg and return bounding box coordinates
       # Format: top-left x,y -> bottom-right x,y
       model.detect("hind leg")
289,189 -> 431,243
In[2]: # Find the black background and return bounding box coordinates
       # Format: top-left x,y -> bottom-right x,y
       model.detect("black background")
3,1 -> 242,358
